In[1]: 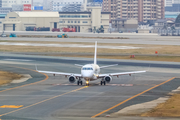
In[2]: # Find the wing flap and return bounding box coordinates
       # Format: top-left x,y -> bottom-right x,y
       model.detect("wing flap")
37,70 -> 81,77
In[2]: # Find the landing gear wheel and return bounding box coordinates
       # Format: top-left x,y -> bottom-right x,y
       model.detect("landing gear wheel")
100,81 -> 106,85
80,81 -> 83,85
100,81 -> 103,85
77,81 -> 79,85
103,81 -> 106,85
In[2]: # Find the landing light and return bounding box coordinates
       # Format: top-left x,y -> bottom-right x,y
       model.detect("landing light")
86,81 -> 89,84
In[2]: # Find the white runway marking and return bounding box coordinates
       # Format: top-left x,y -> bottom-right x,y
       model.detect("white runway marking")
0,42 -> 142,49
3,59 -> 34,61
52,84 -> 133,86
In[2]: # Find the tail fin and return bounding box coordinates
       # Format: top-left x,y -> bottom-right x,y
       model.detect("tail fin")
94,41 -> 97,65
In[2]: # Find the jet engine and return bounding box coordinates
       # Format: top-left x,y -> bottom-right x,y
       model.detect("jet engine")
104,76 -> 112,83
69,76 -> 76,83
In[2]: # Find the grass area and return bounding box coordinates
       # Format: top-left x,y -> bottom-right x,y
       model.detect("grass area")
0,71 -> 22,85
0,41 -> 180,62
141,94 -> 180,117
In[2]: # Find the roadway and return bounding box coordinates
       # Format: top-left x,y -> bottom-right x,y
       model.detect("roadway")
1,33 -> 180,45
0,53 -> 179,120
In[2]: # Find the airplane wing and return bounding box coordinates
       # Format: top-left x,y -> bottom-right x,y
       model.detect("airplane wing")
37,70 -> 81,77
98,70 -> 146,78
35,65 -> 81,77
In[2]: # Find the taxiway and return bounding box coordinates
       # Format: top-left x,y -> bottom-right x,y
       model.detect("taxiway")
0,53 -> 179,120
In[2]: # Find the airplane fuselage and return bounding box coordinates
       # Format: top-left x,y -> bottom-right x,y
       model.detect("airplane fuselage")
81,64 -> 100,81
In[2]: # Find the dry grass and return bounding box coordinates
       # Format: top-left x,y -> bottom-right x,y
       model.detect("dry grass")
0,71 -> 22,85
0,41 -> 180,61
141,94 -> 180,117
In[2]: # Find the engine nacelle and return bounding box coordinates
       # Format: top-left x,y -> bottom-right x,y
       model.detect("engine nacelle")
68,76 -> 76,83
104,76 -> 112,83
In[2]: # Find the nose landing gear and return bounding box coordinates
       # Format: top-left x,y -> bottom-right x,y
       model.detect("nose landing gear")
86,81 -> 89,86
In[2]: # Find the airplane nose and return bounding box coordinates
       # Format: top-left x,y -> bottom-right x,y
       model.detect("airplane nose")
82,71 -> 93,78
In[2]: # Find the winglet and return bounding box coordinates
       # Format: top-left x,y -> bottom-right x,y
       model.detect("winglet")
35,65 -> 38,71
94,41 -> 97,65
147,64 -> 151,71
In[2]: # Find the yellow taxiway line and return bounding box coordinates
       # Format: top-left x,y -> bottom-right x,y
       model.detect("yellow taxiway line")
0,86 -> 87,117
0,65 -> 88,117
0,105 -> 23,108
91,77 -> 176,118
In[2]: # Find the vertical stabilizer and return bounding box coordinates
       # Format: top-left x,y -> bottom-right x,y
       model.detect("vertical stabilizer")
94,41 -> 97,65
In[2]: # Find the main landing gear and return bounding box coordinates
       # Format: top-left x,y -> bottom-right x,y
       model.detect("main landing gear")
77,78 -> 83,85
100,81 -> 106,85
77,80 -> 83,85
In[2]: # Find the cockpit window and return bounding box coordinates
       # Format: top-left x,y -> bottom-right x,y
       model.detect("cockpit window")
82,68 -> 93,70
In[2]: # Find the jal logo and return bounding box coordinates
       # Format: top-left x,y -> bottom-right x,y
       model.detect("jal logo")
24,4 -> 31,11
24,6 -> 31,9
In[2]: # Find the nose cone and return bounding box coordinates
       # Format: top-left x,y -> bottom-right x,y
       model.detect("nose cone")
81,71 -> 93,78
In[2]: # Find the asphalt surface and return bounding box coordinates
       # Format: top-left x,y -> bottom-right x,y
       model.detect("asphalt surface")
0,53 -> 179,120
0,35 -> 180,45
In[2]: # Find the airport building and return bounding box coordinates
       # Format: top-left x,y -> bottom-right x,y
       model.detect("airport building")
2,12 -> 59,31
1,7 -> 110,32
59,7 -> 110,32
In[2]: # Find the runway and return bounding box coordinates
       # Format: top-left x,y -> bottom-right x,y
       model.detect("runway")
0,53 -> 179,120
1,36 -> 180,46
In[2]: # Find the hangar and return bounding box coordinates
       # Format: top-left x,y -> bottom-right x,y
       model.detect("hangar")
2,12 -> 59,31
2,7 -> 110,32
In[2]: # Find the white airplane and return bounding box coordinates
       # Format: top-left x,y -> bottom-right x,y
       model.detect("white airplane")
36,42 -> 146,86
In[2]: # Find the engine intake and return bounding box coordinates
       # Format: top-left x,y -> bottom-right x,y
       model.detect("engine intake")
104,76 -> 112,83
69,76 -> 76,83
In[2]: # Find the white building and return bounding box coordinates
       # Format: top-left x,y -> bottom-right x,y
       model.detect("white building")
2,0 -> 32,8
174,0 -> 180,4
50,0 -> 84,11
165,0 -> 180,7
43,0 -> 88,11
165,0 -> 173,7
59,7 -> 110,32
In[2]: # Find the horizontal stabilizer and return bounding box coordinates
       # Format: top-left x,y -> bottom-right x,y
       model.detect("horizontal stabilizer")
75,64 -> 84,67
100,64 -> 118,69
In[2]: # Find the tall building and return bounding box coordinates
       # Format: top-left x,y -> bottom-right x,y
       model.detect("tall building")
102,0 -> 165,22
61,4 -> 82,12
2,0 -> 32,7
